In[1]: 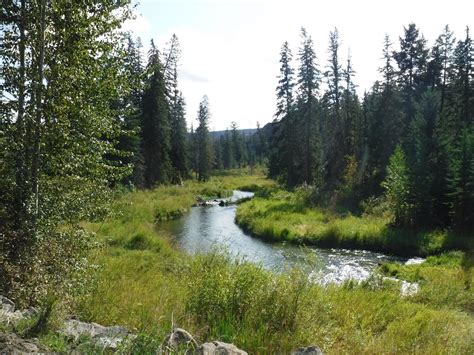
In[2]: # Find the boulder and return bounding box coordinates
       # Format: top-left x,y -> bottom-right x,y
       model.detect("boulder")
292,346 -> 323,355
197,341 -> 248,355
62,319 -> 134,350
0,296 -> 15,313
0,332 -> 48,353
161,327 -> 198,352
0,295 -> 38,326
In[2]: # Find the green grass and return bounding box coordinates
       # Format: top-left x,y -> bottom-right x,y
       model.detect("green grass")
379,251 -> 474,312
67,171 -> 474,353
235,190 -> 473,256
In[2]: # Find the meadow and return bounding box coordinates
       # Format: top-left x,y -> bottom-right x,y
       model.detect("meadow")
236,189 -> 472,256
50,171 -> 474,353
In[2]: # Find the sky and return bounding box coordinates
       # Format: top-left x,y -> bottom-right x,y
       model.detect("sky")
122,0 -> 473,131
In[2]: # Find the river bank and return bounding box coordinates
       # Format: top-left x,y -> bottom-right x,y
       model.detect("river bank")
65,171 -> 473,353
236,189 -> 473,256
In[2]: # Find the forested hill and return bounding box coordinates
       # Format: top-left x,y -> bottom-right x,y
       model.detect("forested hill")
210,128 -> 257,139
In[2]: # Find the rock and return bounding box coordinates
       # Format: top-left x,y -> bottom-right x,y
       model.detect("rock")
400,280 -> 420,297
0,332 -> 48,353
161,327 -> 198,352
197,341 -> 248,355
0,295 -> 39,328
291,346 -> 323,355
218,200 -> 226,207
62,319 -> 134,350
0,296 -> 15,313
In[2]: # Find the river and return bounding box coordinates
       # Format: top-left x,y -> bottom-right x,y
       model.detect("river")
163,190 -> 405,284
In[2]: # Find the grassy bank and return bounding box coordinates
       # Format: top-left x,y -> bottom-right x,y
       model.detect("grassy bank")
58,171 -> 474,353
236,190 -> 472,256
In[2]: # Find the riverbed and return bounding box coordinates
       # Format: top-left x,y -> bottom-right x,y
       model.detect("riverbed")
163,190 -> 404,284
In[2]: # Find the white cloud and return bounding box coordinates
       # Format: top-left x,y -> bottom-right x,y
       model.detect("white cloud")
131,0 -> 474,130
121,11 -> 152,38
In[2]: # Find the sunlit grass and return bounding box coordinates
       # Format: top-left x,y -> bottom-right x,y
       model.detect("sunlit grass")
236,190 -> 472,256
73,171 -> 474,353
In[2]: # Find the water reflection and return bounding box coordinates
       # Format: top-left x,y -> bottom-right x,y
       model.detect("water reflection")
163,191 -> 402,284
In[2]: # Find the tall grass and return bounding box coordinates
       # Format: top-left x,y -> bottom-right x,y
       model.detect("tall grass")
236,190 -> 472,256
72,172 -> 473,353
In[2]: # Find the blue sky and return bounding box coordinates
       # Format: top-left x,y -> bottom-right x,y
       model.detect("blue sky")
123,0 -> 473,131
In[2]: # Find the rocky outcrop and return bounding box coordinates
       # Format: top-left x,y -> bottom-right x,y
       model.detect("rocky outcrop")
0,296 -> 38,326
61,319 -> 135,350
197,341 -> 248,355
0,333 -> 47,354
292,346 -> 323,355
0,295 -> 134,352
161,327 -> 198,352
160,329 -> 248,355
0,295 -> 321,354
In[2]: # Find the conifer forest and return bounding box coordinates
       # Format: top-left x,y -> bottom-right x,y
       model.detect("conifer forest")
0,1 -> 473,353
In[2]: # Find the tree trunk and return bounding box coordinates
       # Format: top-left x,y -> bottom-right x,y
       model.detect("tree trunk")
31,0 -> 47,225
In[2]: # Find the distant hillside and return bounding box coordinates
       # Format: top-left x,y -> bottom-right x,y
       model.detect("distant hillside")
209,128 -> 258,139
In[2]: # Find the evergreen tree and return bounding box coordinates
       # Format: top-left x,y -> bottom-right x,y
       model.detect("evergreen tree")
230,121 -> 244,168
393,23 -> 429,135
324,28 -> 346,188
196,96 -> 212,181
435,25 -> 456,113
447,129 -> 474,231
170,65 -> 188,183
297,28 -> 322,186
116,35 -> 145,188
223,129 -> 235,169
451,27 -> 473,129
269,41 -> 299,185
141,40 -> 172,187
383,146 -> 412,226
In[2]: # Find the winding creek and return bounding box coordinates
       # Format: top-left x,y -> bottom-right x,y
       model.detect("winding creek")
163,190 -> 409,284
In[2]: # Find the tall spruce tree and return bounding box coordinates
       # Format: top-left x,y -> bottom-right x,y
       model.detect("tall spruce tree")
324,28 -> 346,188
142,40 -> 172,187
196,96 -> 212,181
169,64 -> 188,183
297,28 -> 322,186
269,41 -> 298,184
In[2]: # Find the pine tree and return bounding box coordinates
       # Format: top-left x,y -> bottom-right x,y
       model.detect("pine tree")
451,27 -> 473,129
141,40 -> 172,187
170,65 -> 188,183
196,96 -> 212,181
270,41 -> 299,185
223,129 -> 234,169
116,35 -> 145,188
324,28 -> 346,188
447,129 -> 474,232
297,28 -> 322,186
393,23 -> 429,135
433,26 -> 456,114
383,146 -> 412,226
230,121 -> 244,168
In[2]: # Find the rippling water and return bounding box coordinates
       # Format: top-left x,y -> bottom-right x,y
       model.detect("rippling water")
163,191 -> 404,284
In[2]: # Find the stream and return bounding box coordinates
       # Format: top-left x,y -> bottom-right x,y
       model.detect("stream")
164,190 -> 406,284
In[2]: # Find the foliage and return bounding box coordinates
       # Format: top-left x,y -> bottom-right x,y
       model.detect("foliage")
382,146 -> 411,225
74,177 -> 473,353
267,24 -> 473,233
0,0 -> 133,307
195,96 -> 213,181
236,190 -> 472,256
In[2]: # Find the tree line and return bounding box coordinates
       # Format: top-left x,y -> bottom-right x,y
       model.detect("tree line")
269,24 -> 473,233
0,0 -> 266,303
